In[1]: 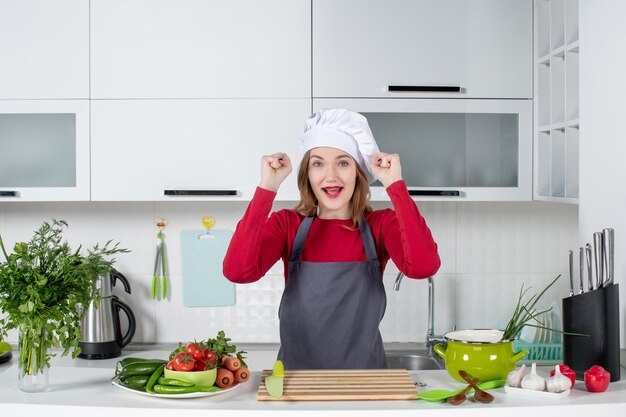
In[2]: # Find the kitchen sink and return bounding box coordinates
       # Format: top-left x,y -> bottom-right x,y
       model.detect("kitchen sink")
385,351 -> 443,370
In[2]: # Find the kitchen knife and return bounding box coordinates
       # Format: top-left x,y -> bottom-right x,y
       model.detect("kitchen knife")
578,247 -> 585,294
602,228 -> 614,287
585,243 -> 593,292
593,232 -> 604,290
568,250 -> 574,296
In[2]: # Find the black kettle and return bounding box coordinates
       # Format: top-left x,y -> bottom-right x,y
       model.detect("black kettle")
79,270 -> 136,359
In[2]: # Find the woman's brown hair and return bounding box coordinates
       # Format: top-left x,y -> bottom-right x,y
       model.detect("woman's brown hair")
294,150 -> 372,229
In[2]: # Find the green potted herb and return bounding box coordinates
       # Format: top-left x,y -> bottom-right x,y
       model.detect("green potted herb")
0,219 -> 128,392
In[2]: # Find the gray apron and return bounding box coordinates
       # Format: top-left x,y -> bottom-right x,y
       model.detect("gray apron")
277,215 -> 387,369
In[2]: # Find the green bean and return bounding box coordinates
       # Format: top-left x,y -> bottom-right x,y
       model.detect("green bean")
157,376 -> 194,387
152,384 -> 222,394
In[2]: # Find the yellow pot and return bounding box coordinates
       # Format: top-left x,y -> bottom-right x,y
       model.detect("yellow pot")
434,329 -> 528,383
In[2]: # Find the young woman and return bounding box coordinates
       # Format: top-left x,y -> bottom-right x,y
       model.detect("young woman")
223,109 -> 440,369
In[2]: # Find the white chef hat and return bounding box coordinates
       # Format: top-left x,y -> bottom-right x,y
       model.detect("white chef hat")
299,108 -> 380,184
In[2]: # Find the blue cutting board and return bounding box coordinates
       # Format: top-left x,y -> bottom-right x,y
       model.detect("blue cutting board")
180,229 -> 236,307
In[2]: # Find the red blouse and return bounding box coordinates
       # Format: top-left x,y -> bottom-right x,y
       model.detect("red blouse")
223,180 -> 441,283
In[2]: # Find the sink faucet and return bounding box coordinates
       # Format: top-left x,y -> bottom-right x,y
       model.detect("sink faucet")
394,273 -> 446,366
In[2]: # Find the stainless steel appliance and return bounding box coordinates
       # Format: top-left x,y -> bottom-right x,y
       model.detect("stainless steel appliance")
79,270 -> 136,359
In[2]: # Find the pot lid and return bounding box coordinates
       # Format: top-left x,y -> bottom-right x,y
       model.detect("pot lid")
444,329 -> 507,344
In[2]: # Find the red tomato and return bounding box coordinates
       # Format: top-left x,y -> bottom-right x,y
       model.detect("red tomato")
166,360 -> 176,371
194,360 -> 208,371
204,350 -> 217,364
584,365 -> 610,392
193,347 -> 208,362
173,352 -> 196,372
185,343 -> 198,358
550,364 -> 577,388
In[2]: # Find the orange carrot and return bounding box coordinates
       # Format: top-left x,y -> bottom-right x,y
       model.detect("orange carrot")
234,367 -> 249,383
216,367 -> 234,388
223,356 -> 241,371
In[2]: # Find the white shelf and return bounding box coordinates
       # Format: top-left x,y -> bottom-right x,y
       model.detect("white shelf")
550,0 -> 565,50
534,0 -> 579,203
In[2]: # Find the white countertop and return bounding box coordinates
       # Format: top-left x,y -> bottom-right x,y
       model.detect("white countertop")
1,348 -> 625,417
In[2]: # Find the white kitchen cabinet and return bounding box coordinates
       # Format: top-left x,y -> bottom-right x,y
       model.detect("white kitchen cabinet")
534,0 -> 579,203
90,99 -> 311,201
0,0 -> 89,99
314,98 -> 533,201
0,100 -> 90,201
313,0 -> 532,99
90,0 -> 310,99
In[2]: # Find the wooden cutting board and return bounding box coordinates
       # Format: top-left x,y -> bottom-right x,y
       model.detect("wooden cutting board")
257,369 -> 417,401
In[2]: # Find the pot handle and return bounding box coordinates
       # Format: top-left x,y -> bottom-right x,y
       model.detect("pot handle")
510,349 -> 528,363
433,343 -> 447,360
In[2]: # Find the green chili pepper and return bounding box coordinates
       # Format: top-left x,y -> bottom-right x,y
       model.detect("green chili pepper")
145,364 -> 166,394
157,376 -> 194,387
116,357 -> 167,374
152,384 -> 222,395
119,375 -> 150,391
119,361 -> 167,379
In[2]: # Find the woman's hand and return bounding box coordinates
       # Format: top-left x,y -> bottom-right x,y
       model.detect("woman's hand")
371,152 -> 402,188
259,152 -> 292,192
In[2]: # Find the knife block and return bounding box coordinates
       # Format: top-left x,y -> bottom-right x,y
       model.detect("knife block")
562,284 -> 620,382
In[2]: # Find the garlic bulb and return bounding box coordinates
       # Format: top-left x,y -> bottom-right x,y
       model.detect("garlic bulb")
521,363 -> 547,391
547,364 -> 572,393
506,364 -> 527,388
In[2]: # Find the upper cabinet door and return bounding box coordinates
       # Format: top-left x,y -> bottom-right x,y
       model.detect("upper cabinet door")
0,0 -> 89,99
91,99 -> 310,201
90,0 -> 311,99
0,100 -> 90,201
313,0 -> 532,99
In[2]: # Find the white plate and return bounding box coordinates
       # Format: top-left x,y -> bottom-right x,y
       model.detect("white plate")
519,324 -> 537,343
550,301 -> 562,343
111,378 -> 241,399
541,313 -> 552,344
505,384 -> 570,399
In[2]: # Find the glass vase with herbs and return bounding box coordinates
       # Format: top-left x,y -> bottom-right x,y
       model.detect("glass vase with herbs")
0,219 -> 128,392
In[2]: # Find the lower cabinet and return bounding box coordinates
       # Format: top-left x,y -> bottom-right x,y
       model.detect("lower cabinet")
90,99 -> 311,201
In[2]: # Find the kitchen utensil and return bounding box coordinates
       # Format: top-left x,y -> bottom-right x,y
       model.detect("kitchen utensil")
579,247 -> 585,294
568,250 -> 574,296
257,369 -> 416,401
447,378 -> 479,405
593,232 -> 604,289
563,283 -> 621,382
79,270 -> 136,359
416,379 -> 505,402
586,244 -> 593,292
151,217 -> 168,300
181,228 -> 235,307
458,370 -> 495,403
434,330 -> 527,383
602,228 -> 614,287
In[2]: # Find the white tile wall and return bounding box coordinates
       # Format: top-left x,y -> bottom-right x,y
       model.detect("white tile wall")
0,200 -> 578,345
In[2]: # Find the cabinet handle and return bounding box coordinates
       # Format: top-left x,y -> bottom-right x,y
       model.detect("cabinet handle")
388,85 -> 461,92
164,190 -> 238,196
0,191 -> 18,197
408,190 -> 460,197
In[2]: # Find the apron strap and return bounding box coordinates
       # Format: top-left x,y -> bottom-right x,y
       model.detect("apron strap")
290,215 -> 379,262
359,217 -> 379,261
289,216 -> 314,262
